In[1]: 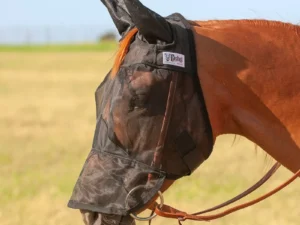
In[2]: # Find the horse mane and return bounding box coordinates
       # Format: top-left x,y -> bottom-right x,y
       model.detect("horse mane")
111,28 -> 138,78
189,19 -> 300,34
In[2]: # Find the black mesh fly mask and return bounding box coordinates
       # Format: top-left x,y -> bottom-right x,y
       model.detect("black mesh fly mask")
68,1 -> 213,224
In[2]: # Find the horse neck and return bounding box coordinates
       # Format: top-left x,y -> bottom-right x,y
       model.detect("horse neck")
191,20 -> 300,174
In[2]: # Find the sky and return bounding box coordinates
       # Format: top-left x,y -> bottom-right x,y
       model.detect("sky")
1,0 -> 299,44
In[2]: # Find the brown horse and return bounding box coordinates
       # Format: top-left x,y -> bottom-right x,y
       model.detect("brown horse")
74,1 -> 300,224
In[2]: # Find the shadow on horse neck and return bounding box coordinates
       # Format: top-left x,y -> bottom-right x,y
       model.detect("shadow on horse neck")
191,19 -> 300,174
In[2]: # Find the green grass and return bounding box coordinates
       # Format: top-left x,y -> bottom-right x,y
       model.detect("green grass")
0,41 -> 118,52
0,51 -> 299,225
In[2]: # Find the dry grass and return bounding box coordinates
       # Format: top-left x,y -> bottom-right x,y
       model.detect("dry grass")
0,52 -> 299,225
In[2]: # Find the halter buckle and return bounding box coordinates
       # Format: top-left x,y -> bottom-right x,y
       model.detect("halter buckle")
125,186 -> 164,221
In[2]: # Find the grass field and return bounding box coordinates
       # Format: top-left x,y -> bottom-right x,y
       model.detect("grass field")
0,48 -> 299,225
0,42 -> 118,52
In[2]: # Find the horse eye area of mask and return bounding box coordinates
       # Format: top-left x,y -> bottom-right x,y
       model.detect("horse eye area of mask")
112,67 -> 172,150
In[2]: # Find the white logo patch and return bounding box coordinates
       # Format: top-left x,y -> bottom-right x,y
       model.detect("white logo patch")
163,52 -> 185,68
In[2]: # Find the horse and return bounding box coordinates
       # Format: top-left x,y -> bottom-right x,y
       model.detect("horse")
68,1 -> 300,224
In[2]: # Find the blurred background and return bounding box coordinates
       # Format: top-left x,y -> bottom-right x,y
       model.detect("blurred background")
1,1 -> 299,225
1,0 -> 300,45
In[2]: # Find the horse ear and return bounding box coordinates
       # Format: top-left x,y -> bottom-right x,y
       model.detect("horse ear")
123,0 -> 173,43
101,0 -> 135,37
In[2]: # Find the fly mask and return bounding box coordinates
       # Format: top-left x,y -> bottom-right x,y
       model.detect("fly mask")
68,0 -> 213,223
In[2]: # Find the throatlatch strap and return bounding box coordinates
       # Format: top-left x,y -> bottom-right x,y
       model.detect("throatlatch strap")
152,162 -> 300,223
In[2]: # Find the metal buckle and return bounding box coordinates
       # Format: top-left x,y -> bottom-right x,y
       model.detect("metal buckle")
125,186 -> 164,221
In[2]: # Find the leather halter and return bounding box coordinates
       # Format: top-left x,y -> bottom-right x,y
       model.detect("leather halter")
147,162 -> 300,223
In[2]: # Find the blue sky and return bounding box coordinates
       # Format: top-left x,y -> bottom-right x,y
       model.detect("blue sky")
1,0 -> 299,44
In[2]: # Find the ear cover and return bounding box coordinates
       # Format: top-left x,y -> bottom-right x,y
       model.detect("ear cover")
100,0 -> 135,37
123,0 -> 173,43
